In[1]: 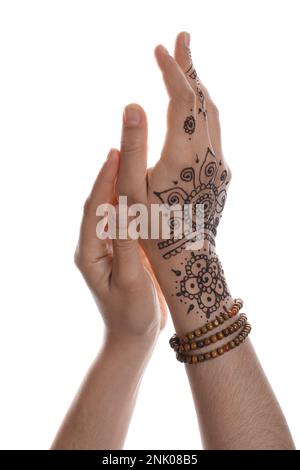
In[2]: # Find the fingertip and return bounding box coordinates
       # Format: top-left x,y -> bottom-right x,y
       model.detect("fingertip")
174,31 -> 192,71
123,103 -> 147,128
176,31 -> 190,49
154,44 -> 171,68
107,148 -> 120,161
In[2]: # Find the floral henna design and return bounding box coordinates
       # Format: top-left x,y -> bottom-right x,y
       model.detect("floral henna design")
153,147 -> 230,259
183,115 -> 196,135
173,251 -> 230,319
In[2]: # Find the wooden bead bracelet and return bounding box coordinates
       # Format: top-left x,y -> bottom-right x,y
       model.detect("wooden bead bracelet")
169,298 -> 244,350
175,322 -> 251,365
171,314 -> 248,353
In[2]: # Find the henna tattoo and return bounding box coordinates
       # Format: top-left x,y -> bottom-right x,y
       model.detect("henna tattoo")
185,60 -> 207,116
153,147 -> 230,259
173,252 -> 230,319
183,115 -> 196,135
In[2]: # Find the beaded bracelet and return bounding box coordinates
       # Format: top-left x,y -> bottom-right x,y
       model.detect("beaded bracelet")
169,298 -> 243,350
176,322 -> 251,365
171,314 -> 248,353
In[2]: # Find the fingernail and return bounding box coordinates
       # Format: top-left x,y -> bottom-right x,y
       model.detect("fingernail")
123,106 -> 141,127
184,32 -> 190,48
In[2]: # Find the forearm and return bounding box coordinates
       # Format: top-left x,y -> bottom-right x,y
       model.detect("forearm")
186,339 -> 294,449
149,246 -> 294,449
51,334 -> 156,450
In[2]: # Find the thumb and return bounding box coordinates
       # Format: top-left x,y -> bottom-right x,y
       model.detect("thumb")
112,205 -> 144,286
117,103 -> 148,203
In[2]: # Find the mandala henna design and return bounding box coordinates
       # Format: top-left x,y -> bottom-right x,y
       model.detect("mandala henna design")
174,252 -> 230,318
153,147 -> 230,259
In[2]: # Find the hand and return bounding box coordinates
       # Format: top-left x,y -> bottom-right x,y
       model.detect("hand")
75,149 -> 166,345
117,32 -> 233,333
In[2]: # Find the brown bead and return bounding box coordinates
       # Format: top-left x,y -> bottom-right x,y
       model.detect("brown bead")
229,340 -> 236,349
184,343 -> 191,351
222,313 -> 229,321
192,355 -> 198,364
188,333 -> 195,340
233,324 -> 239,331
204,338 -> 211,346
187,355 -> 193,364
239,335 -> 244,342
191,342 -> 197,350
224,344 -> 230,352
204,352 -> 211,360
213,319 -> 219,327
210,335 -> 217,343
229,326 -> 235,333
223,328 -> 229,336
217,331 -> 224,340
179,345 -> 184,353
181,335 -> 189,344
217,347 -> 224,355
211,350 -> 218,358
228,311 -> 233,318
234,337 -> 240,345
198,354 -> 205,362
207,322 -> 213,330
201,325 -> 208,334
218,316 -> 224,324
195,329 -> 202,337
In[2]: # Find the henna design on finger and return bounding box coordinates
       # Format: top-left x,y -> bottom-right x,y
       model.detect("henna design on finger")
185,58 -> 207,117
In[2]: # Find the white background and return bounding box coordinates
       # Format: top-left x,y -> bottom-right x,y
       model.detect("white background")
0,0 -> 299,450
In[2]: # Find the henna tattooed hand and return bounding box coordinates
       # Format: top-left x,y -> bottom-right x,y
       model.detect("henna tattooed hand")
117,32 -> 233,333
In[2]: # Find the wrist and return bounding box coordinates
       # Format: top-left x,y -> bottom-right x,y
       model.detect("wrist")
103,329 -> 158,360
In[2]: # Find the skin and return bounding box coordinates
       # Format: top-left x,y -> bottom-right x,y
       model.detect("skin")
116,32 -> 295,449
51,149 -> 166,450
52,31 -> 295,450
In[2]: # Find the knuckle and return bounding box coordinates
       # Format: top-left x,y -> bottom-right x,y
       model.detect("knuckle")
74,245 -> 89,272
74,247 -> 83,270
120,138 -> 146,155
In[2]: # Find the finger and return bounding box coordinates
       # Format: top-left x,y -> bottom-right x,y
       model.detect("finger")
75,149 -> 119,267
155,45 -> 195,105
155,45 -> 197,153
174,31 -> 214,109
174,32 -> 223,156
117,103 -> 148,203
112,205 -> 144,287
